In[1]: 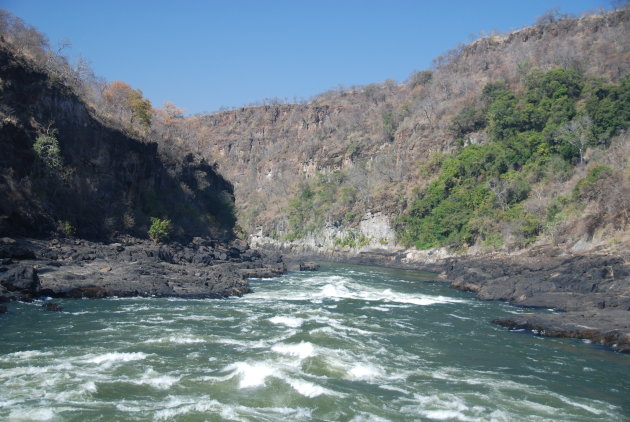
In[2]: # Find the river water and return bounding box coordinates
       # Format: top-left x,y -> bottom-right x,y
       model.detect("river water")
1,263 -> 628,421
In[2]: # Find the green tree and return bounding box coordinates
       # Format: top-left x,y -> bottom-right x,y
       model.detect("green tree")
148,217 -> 171,243
33,134 -> 63,170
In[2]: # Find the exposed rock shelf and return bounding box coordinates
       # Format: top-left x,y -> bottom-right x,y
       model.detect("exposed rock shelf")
441,250 -> 630,353
0,237 -> 285,302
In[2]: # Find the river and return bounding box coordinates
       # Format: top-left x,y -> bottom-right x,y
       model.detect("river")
1,263 -> 628,421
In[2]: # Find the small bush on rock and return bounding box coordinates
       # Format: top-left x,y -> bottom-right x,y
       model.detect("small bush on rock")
148,217 -> 171,243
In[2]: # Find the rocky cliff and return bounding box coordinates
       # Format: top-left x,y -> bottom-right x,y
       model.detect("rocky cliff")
0,38 -> 288,302
182,10 -> 630,256
0,41 -> 235,241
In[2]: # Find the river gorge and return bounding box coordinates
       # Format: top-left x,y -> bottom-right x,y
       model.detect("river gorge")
1,263 -> 628,421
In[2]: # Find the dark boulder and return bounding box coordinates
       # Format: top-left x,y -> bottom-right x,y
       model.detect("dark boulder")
240,265 -> 285,278
205,264 -> 251,297
229,239 -> 249,253
241,249 -> 261,262
0,265 -> 40,295
300,262 -> 320,271
67,286 -> 112,299
42,302 -> 63,312
0,240 -> 36,260
158,246 -> 174,263
0,284 -> 17,302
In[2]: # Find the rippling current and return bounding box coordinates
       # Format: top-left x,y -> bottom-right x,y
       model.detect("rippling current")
1,263 -> 629,421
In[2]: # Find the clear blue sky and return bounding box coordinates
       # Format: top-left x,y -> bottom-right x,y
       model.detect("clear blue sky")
3,0 -> 609,114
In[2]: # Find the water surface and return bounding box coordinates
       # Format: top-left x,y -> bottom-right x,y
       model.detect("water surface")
1,263 -> 628,421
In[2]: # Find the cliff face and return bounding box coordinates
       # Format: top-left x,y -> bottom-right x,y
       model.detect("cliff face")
0,43 -> 235,240
185,10 -> 630,254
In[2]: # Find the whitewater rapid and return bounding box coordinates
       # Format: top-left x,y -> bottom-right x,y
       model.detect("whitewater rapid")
1,263 -> 628,421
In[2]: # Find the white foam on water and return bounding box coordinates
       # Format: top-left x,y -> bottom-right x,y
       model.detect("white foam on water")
448,313 -> 473,320
0,362 -> 73,379
379,384 -> 411,395
275,275 -> 470,307
311,315 -> 373,336
401,393 -> 480,422
3,350 -> 54,360
141,375 -> 179,390
362,306 -> 391,312
555,395 -> 607,415
85,351 -> 148,366
223,361 -> 276,388
8,407 -> 55,421
419,409 -> 473,421
153,397 -> 224,421
348,363 -> 383,381
144,335 -> 205,344
177,314 -> 236,322
214,337 -> 276,350
271,342 -> 316,360
349,414 -> 391,422
121,304 -> 153,312
320,282 -> 350,298
155,395 -> 314,422
518,399 -> 559,415
269,315 -> 304,328
132,369 -> 180,390
219,405 -> 243,421
286,378 -> 327,398
81,381 -> 97,393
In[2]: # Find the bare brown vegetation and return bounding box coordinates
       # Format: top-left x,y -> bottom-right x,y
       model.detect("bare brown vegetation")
169,10 -> 630,250
2,8 -> 628,250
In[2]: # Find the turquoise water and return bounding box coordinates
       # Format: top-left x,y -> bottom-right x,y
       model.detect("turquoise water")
1,263 -> 628,421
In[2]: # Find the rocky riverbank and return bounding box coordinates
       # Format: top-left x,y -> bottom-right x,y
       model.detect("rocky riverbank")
263,243 -> 630,353
440,248 -> 630,353
0,236 -> 286,306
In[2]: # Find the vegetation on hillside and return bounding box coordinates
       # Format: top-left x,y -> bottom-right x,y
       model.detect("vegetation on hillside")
285,171 -> 358,240
395,69 -> 629,250
0,10 -> 238,240
3,7 -> 629,249
184,9 -> 630,247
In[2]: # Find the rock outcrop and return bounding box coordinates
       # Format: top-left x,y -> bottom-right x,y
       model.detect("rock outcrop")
0,41 -> 235,240
0,237 -> 286,303
189,11 -> 630,245
493,311 -> 630,353
441,250 -> 630,352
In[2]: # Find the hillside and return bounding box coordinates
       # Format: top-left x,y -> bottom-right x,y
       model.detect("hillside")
170,10 -> 630,257
0,23 -> 289,302
0,38 -> 236,241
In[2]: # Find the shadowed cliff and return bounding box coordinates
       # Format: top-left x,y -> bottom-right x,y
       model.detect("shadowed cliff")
0,41 -> 236,241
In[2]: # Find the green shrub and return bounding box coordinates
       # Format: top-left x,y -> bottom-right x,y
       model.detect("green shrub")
450,105 -> 487,141
333,231 -> 370,248
482,232 -> 503,250
33,134 -> 63,170
286,171 -> 359,238
573,165 -> 614,200
546,194 -> 571,223
585,75 -> 630,142
60,220 -> 77,237
148,217 -> 171,243
395,68 -> 630,250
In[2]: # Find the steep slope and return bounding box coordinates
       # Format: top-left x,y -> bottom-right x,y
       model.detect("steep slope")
0,41 -> 236,241
180,10 -> 630,254
0,38 -> 287,303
